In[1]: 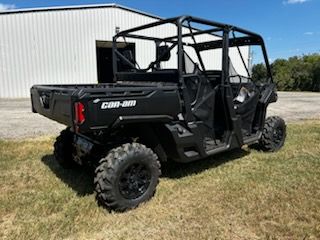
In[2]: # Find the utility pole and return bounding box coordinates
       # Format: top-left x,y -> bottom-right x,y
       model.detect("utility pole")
248,47 -> 253,75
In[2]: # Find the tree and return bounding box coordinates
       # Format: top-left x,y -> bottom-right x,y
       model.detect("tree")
251,63 -> 267,83
264,53 -> 320,92
271,59 -> 292,90
311,60 -> 320,91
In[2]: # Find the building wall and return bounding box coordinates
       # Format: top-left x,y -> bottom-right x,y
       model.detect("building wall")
0,7 -> 162,97
0,6 -> 248,98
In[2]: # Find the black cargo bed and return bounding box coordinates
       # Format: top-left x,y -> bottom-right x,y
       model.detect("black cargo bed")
30,82 -> 181,132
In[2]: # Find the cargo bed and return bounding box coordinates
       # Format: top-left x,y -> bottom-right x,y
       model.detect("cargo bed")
31,82 -> 181,133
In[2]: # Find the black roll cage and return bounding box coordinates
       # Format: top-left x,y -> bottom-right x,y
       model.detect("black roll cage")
112,15 -> 273,84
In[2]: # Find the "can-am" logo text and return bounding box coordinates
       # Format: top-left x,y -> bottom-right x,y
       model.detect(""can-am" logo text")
101,100 -> 137,109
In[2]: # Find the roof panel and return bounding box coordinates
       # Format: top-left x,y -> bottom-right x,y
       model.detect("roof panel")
0,3 -> 162,20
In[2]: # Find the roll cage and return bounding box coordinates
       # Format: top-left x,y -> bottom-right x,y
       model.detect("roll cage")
112,15 -> 273,84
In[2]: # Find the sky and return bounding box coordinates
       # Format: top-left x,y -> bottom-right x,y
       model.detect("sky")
0,0 -> 319,61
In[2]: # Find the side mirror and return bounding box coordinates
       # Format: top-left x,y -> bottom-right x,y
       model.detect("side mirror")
156,45 -> 171,62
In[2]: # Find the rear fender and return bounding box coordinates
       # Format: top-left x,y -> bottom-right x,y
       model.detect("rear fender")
116,123 -> 171,162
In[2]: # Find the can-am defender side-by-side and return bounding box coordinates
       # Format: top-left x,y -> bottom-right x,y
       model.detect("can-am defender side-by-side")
31,16 -> 286,211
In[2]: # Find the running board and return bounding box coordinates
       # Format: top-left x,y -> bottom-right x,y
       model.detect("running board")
205,143 -> 229,156
243,132 -> 262,145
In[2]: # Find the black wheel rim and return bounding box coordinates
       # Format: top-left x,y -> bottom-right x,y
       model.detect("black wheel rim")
273,126 -> 284,146
119,163 -> 151,200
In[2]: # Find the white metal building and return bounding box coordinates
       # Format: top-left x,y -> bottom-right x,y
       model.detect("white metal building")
0,4 -> 248,98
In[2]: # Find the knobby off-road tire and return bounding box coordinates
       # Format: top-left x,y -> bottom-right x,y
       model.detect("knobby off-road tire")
258,116 -> 286,152
53,128 -> 75,169
94,143 -> 161,212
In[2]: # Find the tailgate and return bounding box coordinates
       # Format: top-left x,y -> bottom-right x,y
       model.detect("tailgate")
30,85 -> 74,126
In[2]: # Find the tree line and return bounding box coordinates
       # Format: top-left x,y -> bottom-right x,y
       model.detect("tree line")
252,53 -> 320,91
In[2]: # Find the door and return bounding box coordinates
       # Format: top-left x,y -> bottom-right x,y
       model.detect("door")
96,46 -> 113,83
96,41 -> 135,83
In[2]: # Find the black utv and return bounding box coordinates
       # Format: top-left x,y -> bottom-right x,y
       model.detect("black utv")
31,16 -> 286,211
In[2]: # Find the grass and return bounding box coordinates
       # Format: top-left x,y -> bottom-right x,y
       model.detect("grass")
0,121 -> 320,240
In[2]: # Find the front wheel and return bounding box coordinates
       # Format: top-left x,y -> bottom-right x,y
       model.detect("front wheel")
94,143 -> 161,212
258,116 -> 286,152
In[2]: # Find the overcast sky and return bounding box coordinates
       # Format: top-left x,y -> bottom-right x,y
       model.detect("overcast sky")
1,0 -> 319,61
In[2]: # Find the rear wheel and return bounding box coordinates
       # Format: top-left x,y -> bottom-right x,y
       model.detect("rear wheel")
258,116 -> 286,152
54,128 -> 75,168
94,143 -> 161,212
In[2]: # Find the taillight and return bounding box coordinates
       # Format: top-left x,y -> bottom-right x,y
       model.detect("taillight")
74,102 -> 85,125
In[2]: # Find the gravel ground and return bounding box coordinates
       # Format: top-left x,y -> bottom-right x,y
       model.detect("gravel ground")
0,91 -> 319,139
0,99 -> 65,139
267,91 -> 320,121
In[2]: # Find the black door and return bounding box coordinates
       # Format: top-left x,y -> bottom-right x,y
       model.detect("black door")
97,47 -> 113,83
96,42 -> 135,83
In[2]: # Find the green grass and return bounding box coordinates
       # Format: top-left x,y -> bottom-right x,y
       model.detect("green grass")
1,121 -> 320,240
